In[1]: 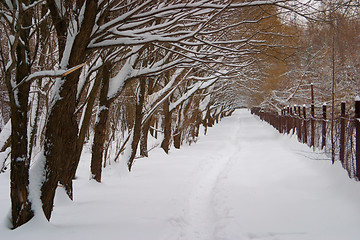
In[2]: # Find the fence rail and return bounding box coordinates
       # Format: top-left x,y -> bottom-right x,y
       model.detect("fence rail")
251,101 -> 360,181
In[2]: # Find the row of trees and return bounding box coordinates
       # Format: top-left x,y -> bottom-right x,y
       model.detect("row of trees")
257,0 -> 360,114
0,0 -> 333,229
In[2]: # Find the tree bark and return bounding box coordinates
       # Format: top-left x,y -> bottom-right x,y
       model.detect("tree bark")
9,35 -> 33,230
173,109 -> 182,149
140,117 -> 151,157
41,72 -> 80,218
73,67 -> 103,177
91,64 -> 111,182
6,2 -> 34,228
41,0 -> 97,220
128,79 -> 146,171
161,99 -> 172,153
140,77 -> 155,157
194,111 -> 202,139
173,128 -> 181,149
150,118 -> 158,139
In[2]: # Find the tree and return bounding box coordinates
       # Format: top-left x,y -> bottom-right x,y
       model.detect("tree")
0,0 -> 41,228
263,0 -> 360,112
1,0 -> 322,228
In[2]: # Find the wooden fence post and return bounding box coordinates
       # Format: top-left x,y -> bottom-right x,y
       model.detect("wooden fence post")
303,105 -> 307,144
310,83 -> 314,106
294,106 -> 297,135
340,102 -> 346,163
290,106 -> 294,134
280,109 -> 283,133
281,108 -> 285,134
294,105 -> 297,136
311,103 -> 315,148
286,106 -> 290,134
355,97 -> 360,179
297,105 -> 302,141
322,104 -> 327,149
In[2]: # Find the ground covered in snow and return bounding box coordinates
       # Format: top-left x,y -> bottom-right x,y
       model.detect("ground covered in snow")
1,109 -> 360,240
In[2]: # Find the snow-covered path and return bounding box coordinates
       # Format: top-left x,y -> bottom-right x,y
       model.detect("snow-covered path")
1,109 -> 360,240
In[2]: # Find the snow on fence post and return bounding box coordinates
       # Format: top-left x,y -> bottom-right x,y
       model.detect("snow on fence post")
311,103 -> 315,148
355,97 -> 360,179
340,102 -> 346,163
322,103 -> 327,149
303,105 -> 307,144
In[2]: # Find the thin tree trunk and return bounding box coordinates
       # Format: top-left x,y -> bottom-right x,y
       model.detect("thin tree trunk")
73,67 -> 102,178
173,109 -> 182,149
203,106 -> 211,135
128,79 -> 146,171
173,128 -> 181,149
161,99 -> 172,153
7,2 -> 34,228
28,6 -> 48,159
140,77 -> 155,157
140,117 -> 151,157
8,48 -> 33,229
194,111 -> 202,139
91,64 -> 111,182
151,118 -> 158,139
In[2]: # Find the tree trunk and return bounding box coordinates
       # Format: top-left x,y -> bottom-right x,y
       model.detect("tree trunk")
173,109 -> 182,149
9,41 -> 33,230
91,64 -> 111,182
173,128 -> 181,149
41,73 -> 80,218
41,0 -> 97,220
150,118 -> 158,139
7,3 -> 34,228
194,112 -> 202,139
161,99 -> 172,153
203,107 -> 211,135
128,79 -> 146,171
28,6 -> 48,159
140,117 -> 151,157
73,67 -> 103,179
140,77 -> 155,157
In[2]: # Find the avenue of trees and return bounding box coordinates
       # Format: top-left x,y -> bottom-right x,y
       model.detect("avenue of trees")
0,0 -> 358,229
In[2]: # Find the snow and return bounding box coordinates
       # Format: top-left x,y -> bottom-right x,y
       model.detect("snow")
199,94 -> 211,112
28,151 -> 47,222
4,0 -> 13,10
147,68 -> 182,107
169,79 -> 217,112
0,121 -> 11,151
107,48 -> 140,99
1,109 -> 360,239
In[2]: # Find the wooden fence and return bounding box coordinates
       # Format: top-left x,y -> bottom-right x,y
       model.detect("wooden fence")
251,100 -> 360,181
